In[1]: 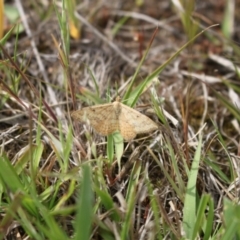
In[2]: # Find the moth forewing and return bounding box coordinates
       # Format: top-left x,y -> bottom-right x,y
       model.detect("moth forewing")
71,99 -> 158,141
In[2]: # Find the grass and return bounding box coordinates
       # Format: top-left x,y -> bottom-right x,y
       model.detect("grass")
1,0 -> 240,239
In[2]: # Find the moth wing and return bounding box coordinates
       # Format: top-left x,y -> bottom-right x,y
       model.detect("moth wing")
120,104 -> 158,135
118,112 -> 137,141
71,103 -> 119,136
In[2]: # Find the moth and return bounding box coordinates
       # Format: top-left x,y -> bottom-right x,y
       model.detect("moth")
71,98 -> 158,141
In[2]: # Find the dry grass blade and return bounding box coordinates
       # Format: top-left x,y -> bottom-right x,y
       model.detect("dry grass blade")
1,1 -> 240,239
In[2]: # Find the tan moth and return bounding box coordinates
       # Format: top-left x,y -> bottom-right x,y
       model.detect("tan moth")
71,97 -> 158,141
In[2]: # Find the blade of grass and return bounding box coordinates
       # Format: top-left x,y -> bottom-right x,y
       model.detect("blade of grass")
221,198 -> 240,239
203,196 -> 214,240
120,161 -> 141,239
113,132 -> 124,168
125,24 -> 219,107
107,134 -> 114,163
204,157 -> 231,183
210,119 -> 235,181
111,16 -> 129,37
123,27 -> 158,105
191,194 -> 211,239
149,147 -> 185,202
0,153 -> 25,192
182,135 -> 202,239
212,88 -> 240,122
74,163 -> 94,240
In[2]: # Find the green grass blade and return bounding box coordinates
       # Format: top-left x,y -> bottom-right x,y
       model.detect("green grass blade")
212,88 -> 240,122
183,135 -> 202,239
94,187 -> 120,221
107,134 -> 114,163
74,164 -> 94,240
204,157 -> 231,183
0,153 -> 25,192
125,25 -> 218,107
203,197 -> 214,240
192,194 -> 210,239
123,28 -> 158,105
221,198 -> 240,239
113,132 -> 124,167
120,161 -> 141,239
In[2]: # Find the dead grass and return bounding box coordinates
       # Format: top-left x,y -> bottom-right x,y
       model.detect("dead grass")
1,0 -> 240,239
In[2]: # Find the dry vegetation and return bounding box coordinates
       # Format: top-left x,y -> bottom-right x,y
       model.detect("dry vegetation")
1,0 -> 240,239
